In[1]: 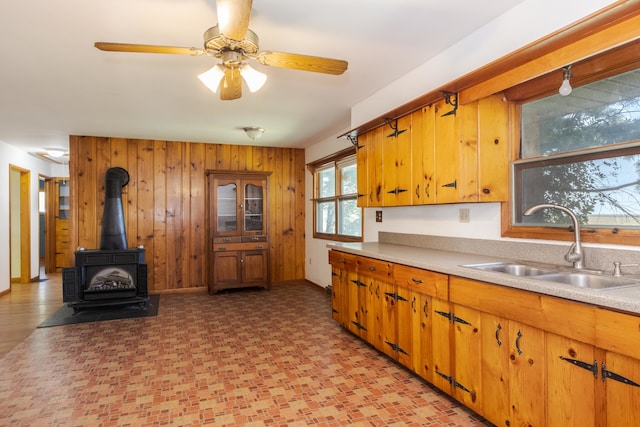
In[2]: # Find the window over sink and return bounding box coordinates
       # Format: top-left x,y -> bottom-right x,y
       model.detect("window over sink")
505,48 -> 640,245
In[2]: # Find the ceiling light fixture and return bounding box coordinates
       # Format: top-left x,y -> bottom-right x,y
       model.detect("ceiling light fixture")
240,64 -> 267,93
198,63 -> 267,95
243,127 -> 264,141
559,65 -> 573,96
45,148 -> 66,158
198,64 -> 226,93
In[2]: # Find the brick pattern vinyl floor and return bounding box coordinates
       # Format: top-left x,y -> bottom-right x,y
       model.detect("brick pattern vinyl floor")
0,283 -> 491,426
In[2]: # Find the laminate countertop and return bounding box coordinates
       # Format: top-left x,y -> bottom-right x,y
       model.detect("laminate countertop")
327,241 -> 640,315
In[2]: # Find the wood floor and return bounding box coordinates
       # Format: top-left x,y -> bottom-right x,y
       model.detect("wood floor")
0,271 -> 63,357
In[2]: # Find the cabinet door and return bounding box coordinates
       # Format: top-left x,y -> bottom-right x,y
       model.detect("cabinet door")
509,321 -> 546,427
329,251 -> 356,327
355,133 -> 369,207
381,281 -> 398,359
395,284 -> 413,369
356,273 -> 377,347
212,177 -> 241,237
330,263 -> 344,324
242,179 -> 266,235
481,312 -> 511,427
452,304 -> 482,413
242,250 -> 268,284
413,289 -> 434,383
367,277 -> 384,351
434,99 -> 478,203
366,127 -> 384,206
432,297 -> 453,394
411,106 -> 435,205
347,271 -> 366,337
477,93 -> 509,202
212,251 -> 242,287
546,333 -> 597,427
603,351 -> 640,427
383,115 -> 412,206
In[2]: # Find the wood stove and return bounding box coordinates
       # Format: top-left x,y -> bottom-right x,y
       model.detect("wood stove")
63,167 -> 149,310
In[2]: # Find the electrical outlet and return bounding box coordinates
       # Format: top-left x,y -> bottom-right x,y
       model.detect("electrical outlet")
376,210 -> 383,222
459,208 -> 470,223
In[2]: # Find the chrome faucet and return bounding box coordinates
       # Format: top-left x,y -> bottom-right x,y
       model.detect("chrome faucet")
523,203 -> 584,269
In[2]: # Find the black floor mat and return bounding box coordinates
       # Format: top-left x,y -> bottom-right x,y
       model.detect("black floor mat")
38,295 -> 159,328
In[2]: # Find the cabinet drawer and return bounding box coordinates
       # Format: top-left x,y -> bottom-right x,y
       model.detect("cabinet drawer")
241,235 -> 268,243
595,308 -> 640,360
328,250 -> 356,269
214,242 -> 268,252
356,256 -> 393,281
394,264 -> 448,299
213,236 -> 242,244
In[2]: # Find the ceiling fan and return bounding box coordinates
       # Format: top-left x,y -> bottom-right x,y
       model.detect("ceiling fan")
95,0 -> 348,100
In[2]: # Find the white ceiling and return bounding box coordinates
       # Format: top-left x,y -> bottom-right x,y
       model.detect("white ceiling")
0,0 -> 527,155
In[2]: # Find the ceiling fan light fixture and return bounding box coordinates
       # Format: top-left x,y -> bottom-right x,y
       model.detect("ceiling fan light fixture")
243,126 -> 264,140
198,64 -> 226,93
240,64 -> 267,93
45,148 -> 66,158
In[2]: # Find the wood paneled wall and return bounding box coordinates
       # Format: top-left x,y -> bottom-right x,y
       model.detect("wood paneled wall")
68,136 -> 306,293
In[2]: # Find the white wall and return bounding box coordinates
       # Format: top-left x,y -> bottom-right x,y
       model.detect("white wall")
305,0 -> 620,288
0,140 -> 61,293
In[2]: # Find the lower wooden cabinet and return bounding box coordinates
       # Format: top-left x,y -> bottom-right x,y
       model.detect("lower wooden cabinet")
329,250 -> 640,427
210,248 -> 269,293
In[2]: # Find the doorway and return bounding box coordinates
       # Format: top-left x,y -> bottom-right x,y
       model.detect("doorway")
39,175 -> 56,275
9,165 -> 31,284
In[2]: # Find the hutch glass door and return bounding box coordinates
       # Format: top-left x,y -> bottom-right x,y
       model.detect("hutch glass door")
216,181 -> 238,234
244,182 -> 264,233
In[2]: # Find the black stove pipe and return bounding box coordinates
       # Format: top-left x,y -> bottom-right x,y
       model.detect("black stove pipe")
100,167 -> 130,250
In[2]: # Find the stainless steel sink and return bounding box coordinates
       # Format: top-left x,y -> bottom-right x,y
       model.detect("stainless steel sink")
532,272 -> 640,290
462,262 -> 556,276
462,262 -> 640,290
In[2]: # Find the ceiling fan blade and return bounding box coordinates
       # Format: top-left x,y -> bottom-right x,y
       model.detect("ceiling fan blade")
216,0 -> 253,41
255,51 -> 348,75
95,42 -> 206,56
220,67 -> 242,100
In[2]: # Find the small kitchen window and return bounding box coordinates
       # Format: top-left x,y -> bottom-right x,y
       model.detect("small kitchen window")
508,67 -> 640,244
309,147 -> 362,242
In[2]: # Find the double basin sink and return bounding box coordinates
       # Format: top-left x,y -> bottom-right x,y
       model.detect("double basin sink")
462,261 -> 640,290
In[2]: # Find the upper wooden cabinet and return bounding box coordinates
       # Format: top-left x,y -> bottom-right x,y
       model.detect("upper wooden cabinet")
411,106 -> 435,205
356,126 -> 384,207
477,94 -> 509,202
382,115 -> 413,206
355,93 -> 509,207
434,98 -> 478,203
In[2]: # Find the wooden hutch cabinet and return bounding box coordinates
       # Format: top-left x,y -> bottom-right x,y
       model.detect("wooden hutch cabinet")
207,171 -> 271,293
55,178 -> 70,272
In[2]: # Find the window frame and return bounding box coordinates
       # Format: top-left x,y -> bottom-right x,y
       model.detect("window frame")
308,147 -> 363,242
502,42 -> 640,246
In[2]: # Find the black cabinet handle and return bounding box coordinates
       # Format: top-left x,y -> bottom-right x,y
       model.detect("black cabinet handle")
515,330 -> 523,355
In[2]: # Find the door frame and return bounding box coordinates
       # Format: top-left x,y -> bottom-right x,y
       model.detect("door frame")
9,165 -> 31,285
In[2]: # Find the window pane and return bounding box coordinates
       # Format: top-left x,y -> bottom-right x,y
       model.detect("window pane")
339,198 -> 362,237
517,151 -> 640,228
316,201 -> 335,234
341,163 -> 357,195
318,167 -> 335,198
521,69 -> 640,158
